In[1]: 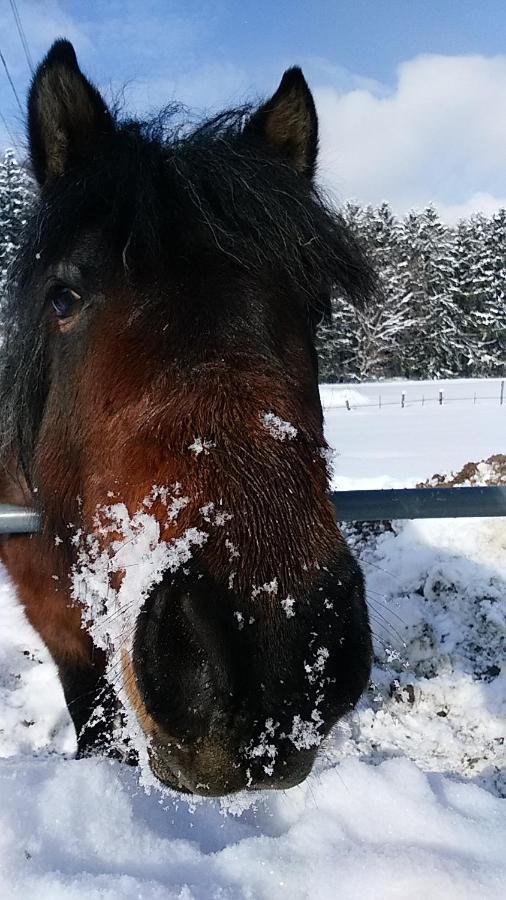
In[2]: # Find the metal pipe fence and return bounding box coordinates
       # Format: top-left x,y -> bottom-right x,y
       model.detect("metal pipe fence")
0,486 -> 505,533
331,486 -> 506,521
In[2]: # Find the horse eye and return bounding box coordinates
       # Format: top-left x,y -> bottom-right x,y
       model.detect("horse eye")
51,287 -> 82,319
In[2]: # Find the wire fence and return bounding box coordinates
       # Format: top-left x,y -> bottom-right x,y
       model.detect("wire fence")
322,380 -> 505,411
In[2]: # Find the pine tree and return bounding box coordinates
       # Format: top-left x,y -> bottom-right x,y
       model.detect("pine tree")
318,203 -> 416,380
348,203 -> 414,379
399,207 -> 461,378
479,211 -> 506,374
0,149 -> 34,301
451,214 -> 489,374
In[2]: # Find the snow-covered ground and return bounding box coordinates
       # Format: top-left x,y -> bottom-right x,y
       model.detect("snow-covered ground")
321,377 -> 505,487
0,378 -> 504,899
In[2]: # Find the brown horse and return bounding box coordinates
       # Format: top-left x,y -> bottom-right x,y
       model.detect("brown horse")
0,40 -> 373,795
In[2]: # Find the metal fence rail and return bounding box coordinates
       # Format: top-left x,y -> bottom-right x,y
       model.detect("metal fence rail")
331,486 -> 506,521
0,505 -> 40,533
0,486 -> 505,534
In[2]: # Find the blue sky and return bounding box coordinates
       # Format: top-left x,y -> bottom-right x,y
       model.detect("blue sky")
1,1 -> 506,218
2,1 -> 504,108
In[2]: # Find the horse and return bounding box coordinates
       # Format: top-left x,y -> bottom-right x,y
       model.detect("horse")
0,39 -> 373,796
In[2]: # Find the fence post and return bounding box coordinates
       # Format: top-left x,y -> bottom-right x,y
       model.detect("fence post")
501,380 -> 504,406
439,389 -> 443,406
401,391 -> 405,409
346,399 -> 350,411
379,394 -> 381,409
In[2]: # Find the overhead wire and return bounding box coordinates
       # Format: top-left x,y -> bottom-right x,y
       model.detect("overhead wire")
0,108 -> 20,152
0,15 -> 29,156
0,47 -> 23,116
8,0 -> 34,74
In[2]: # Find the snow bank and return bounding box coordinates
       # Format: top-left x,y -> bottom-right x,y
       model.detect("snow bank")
337,515 -> 506,797
319,385 -> 370,408
0,754 -> 504,900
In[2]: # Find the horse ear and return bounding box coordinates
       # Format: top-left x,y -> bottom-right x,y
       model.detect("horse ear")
244,67 -> 318,179
28,39 -> 114,186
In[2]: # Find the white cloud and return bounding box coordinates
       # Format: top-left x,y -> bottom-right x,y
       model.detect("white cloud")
314,54 -> 506,222
436,191 -> 506,224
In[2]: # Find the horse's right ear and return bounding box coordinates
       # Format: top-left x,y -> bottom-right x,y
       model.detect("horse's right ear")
28,39 -> 114,186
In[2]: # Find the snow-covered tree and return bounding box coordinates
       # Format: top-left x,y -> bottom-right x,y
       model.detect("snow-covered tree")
318,203 -> 506,381
0,149 -> 34,300
399,206 -> 465,378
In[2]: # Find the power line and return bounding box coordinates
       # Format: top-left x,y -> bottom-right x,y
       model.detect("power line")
9,0 -> 33,74
0,47 -> 23,116
0,109 -> 19,152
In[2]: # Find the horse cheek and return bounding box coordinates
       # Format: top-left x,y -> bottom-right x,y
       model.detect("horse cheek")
0,535 -> 94,668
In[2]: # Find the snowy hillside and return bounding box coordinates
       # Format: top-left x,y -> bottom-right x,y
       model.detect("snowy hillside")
0,378 -> 504,899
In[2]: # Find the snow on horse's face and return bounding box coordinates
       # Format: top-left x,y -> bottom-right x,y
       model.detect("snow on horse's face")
8,41 -> 372,794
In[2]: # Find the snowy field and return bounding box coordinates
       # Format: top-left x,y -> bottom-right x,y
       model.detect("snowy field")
321,377 -> 505,487
0,377 -> 504,899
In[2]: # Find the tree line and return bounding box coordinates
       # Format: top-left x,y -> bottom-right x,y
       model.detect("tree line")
0,150 -> 504,381
318,202 -> 505,381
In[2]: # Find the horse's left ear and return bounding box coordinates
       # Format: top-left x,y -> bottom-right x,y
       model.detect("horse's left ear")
244,67 -> 318,179
28,39 -> 114,186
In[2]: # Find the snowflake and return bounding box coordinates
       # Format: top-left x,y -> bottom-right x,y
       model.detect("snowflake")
281,595 -> 296,618
304,647 -> 329,684
288,708 -> 324,750
188,437 -> 216,455
252,577 -> 278,599
261,412 -> 297,441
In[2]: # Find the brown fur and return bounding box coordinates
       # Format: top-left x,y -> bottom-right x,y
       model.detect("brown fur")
0,534 -> 97,666
0,462 -> 94,666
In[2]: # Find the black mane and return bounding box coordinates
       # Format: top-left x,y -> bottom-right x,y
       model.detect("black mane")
0,103 -> 375,481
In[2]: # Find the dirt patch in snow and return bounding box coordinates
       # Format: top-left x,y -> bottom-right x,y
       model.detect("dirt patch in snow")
417,453 -> 506,487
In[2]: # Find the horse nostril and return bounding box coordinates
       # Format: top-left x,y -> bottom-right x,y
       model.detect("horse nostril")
133,568 -> 237,741
180,588 -> 234,696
